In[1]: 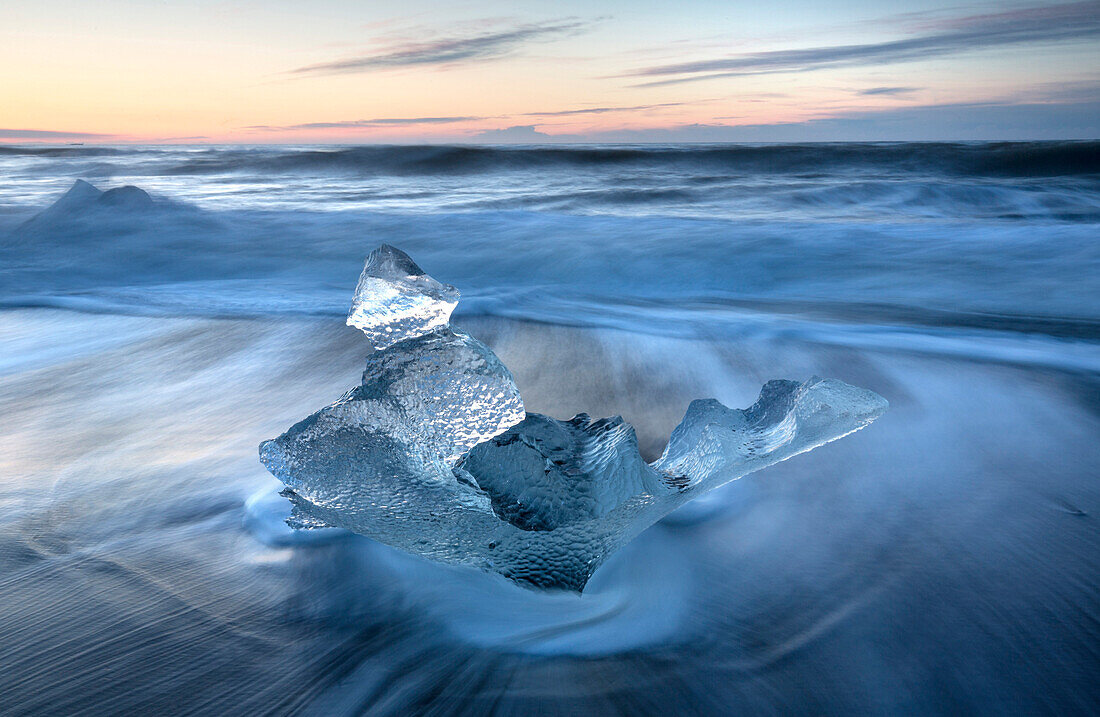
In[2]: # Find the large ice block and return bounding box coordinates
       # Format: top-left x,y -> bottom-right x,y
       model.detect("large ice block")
261,246 -> 888,591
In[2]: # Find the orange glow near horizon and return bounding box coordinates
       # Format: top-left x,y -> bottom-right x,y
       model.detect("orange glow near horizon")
3,1 -> 1098,143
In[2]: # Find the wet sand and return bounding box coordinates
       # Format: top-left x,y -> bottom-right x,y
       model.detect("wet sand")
1,309 -> 1098,714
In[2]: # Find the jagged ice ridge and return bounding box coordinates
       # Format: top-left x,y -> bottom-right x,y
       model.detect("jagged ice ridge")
260,245 -> 887,591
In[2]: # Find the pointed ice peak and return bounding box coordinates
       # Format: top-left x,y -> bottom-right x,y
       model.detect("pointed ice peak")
65,178 -> 102,200
47,179 -> 103,213
15,180 -> 103,233
347,244 -> 460,350
367,243 -> 429,278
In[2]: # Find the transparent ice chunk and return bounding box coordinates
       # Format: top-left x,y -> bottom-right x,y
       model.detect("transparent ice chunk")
653,377 -> 889,494
357,326 -> 525,463
261,246 -> 888,591
259,395 -> 508,572
346,244 -> 459,350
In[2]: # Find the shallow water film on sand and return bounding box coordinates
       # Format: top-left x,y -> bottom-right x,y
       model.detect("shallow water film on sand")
1,143 -> 1099,714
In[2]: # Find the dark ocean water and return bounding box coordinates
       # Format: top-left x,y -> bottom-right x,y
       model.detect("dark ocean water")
1,142 -> 1099,715
3,142 -> 1100,368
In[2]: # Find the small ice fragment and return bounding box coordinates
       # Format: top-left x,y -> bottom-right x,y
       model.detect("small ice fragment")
653,377 -> 889,494
346,244 -> 459,350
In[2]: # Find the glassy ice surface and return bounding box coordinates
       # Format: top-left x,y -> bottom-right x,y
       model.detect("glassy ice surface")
262,247 -> 887,591
357,326 -> 526,462
654,378 -> 888,493
346,244 -> 459,350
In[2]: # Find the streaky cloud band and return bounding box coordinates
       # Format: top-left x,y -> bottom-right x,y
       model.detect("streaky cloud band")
290,18 -> 591,76
628,1 -> 1100,87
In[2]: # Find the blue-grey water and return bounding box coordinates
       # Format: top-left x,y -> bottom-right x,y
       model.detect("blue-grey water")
1,142 -> 1098,715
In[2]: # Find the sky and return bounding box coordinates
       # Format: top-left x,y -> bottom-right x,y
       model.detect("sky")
1,0 -> 1098,143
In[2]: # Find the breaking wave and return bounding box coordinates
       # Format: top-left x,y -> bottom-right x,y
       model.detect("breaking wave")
3,141 -> 1092,177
